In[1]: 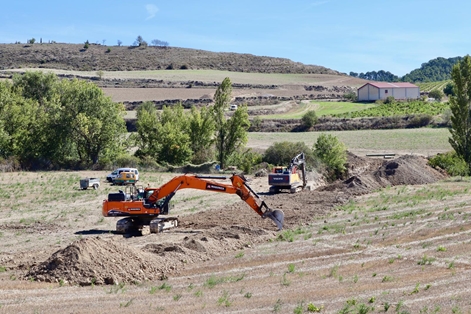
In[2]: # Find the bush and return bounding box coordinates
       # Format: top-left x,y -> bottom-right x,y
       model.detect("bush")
428,89 -> 444,101
226,149 -> 262,174
250,116 -> 262,132
313,134 -> 347,181
443,82 -> 454,96
343,91 -> 357,101
301,110 -> 318,129
83,40 -> 89,49
407,114 -> 433,128
384,96 -> 395,104
114,154 -> 140,168
428,151 -> 469,177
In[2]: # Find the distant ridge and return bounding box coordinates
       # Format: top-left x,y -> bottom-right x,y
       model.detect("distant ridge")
0,43 -> 340,75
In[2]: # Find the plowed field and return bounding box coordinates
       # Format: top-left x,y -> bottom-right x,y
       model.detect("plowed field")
2,153 -> 471,313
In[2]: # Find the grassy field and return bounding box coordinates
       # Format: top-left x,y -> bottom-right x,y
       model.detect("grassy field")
247,128 -> 452,156
266,101 -> 376,119
6,68 -> 365,86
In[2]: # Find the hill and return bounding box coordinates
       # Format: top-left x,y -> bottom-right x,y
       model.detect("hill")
0,43 -> 339,74
402,56 -> 462,82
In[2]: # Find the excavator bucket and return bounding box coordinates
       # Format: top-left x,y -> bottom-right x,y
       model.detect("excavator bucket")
264,209 -> 284,230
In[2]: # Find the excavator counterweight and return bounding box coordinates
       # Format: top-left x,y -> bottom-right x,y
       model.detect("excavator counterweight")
102,174 -> 284,234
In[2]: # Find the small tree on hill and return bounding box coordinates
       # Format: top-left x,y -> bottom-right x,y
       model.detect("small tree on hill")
301,110 -> 318,129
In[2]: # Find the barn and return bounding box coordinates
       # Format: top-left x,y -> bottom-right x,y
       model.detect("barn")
357,82 -> 420,101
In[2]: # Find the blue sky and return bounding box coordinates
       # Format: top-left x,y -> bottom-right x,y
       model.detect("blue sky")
1,0 -> 469,76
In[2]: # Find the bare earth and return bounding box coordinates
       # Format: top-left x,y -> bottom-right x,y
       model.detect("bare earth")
2,153 -> 471,313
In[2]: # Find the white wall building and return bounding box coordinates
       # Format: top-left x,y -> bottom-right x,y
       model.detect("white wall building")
357,82 -> 420,101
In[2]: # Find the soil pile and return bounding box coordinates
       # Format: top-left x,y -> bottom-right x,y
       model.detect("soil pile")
26,237 -> 166,285
26,227 -> 274,285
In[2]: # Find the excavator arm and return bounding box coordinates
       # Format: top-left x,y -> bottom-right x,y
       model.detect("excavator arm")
145,174 -> 284,230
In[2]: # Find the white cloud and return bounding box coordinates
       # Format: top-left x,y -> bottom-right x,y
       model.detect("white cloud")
145,4 -> 158,20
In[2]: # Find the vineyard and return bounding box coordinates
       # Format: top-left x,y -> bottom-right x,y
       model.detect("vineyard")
417,80 -> 451,93
333,100 -> 449,118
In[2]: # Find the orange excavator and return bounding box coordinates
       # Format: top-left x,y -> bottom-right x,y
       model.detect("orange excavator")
102,174 -> 284,234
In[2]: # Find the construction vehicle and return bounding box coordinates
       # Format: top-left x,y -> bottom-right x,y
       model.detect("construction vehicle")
102,173 -> 284,234
268,152 -> 307,193
112,171 -> 138,186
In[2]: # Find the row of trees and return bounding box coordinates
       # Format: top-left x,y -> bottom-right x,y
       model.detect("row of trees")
349,70 -> 399,82
0,73 -> 249,171
133,77 -> 249,169
0,72 -> 127,169
351,56 -> 464,83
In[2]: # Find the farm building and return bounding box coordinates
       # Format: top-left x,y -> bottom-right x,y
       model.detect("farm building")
357,82 -> 420,101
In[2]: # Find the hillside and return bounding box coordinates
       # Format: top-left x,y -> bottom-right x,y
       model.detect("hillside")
0,43 -> 339,74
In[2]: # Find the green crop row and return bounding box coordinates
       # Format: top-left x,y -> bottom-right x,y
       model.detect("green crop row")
333,100 -> 449,118
417,80 -> 451,93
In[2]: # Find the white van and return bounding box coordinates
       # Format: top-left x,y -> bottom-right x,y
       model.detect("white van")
106,168 -> 139,182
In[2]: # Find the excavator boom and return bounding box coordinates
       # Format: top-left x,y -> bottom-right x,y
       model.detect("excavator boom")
102,174 -> 284,234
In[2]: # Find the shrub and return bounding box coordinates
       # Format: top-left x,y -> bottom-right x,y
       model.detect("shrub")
106,47 -> 111,53
428,151 -> 469,176
114,154 -> 140,168
301,110 -> 318,129
226,149 -> 262,174
343,91 -> 357,101
443,82 -> 454,96
83,40 -> 89,49
428,89 -> 444,101
384,96 -> 395,104
313,134 -> 347,181
407,114 -> 433,128
250,116 -> 262,132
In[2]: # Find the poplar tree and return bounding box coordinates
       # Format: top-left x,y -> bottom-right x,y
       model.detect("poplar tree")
449,55 -> 471,174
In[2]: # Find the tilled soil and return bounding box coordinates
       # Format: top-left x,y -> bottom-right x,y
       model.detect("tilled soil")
25,154 -> 446,286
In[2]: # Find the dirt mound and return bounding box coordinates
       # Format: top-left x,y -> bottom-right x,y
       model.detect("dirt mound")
26,226 -> 274,285
26,237 -> 166,285
321,154 -> 446,196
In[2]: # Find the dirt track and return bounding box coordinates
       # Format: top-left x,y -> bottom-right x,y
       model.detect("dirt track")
3,153 -> 471,313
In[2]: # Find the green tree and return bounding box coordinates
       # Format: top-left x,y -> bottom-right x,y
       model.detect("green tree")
12,71 -> 58,106
134,102 -> 193,165
157,104 -> 192,165
443,82 -> 455,96
188,106 -> 215,164
301,110 -> 318,129
133,101 -> 161,159
212,77 -> 250,169
57,79 -> 126,165
428,89 -> 444,101
449,55 -> 471,173
313,134 -> 347,181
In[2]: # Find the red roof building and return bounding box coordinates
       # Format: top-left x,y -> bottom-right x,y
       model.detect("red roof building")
357,82 -> 420,101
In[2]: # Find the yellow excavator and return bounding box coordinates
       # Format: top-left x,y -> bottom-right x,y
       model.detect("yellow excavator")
269,152 -> 307,193
102,174 -> 284,234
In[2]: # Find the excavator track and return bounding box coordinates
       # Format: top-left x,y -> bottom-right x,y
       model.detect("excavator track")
116,217 -> 143,234
149,217 -> 178,233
